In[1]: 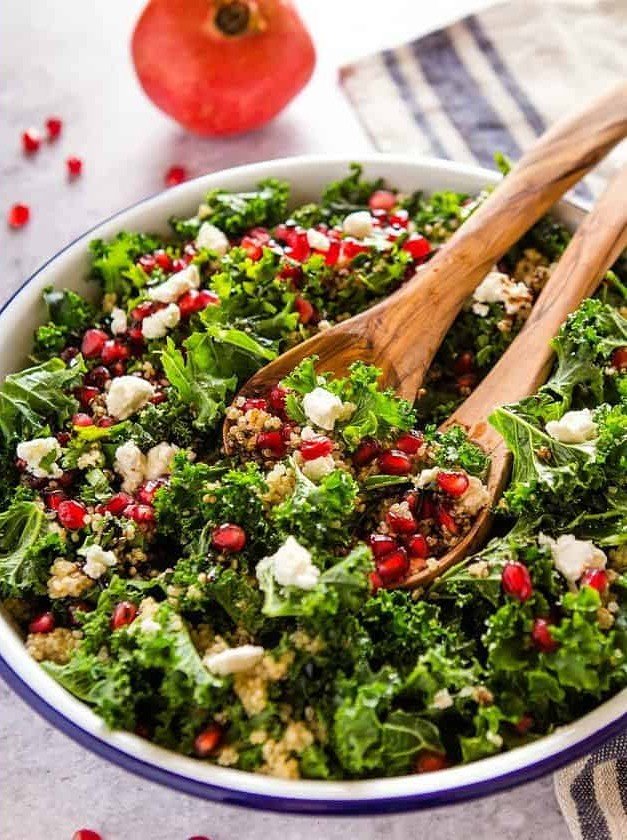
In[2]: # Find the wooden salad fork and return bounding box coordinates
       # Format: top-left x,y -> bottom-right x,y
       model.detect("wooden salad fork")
223,81 -> 627,451
403,160 -> 627,590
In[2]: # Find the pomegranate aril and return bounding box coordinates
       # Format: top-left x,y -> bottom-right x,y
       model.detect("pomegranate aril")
165,165 -> 187,187
137,479 -> 167,505
98,416 -> 115,427
415,751 -> 449,773
85,365 -> 111,389
109,361 -> 127,378
436,471 -> 469,498
377,449 -> 411,475
29,611 -> 55,634
278,263 -> 302,285
268,386 -> 287,413
242,398 -> 268,412
150,392 -> 166,405
111,601 -> 138,630
45,116 -> 63,140
281,422 -> 295,441
128,326 -> 144,344
81,328 -> 108,358
352,437 -> 380,466
501,562 -> 533,602
154,250 -> 173,271
395,430 -> 423,455
212,523 -> 246,553
72,413 -> 93,427
389,209 -> 409,227
435,503 -> 458,534
368,533 -> 398,558
407,533 -> 429,559
514,714 -> 534,735
241,235 -> 263,260
57,499 -> 88,529
456,372 -> 478,391
61,346 -> 79,363
377,547 -> 409,584
194,724 -> 223,757
531,617 -> 559,653
172,257 -> 188,272
8,203 -> 30,228
324,239 -> 341,266
453,351 -> 475,375
101,339 -> 130,365
284,230 -> 311,262
402,234 -> 431,261
102,492 -> 134,515
611,347 -> 627,370
341,239 -> 369,260
257,429 -> 286,457
71,830 -> 102,840
123,503 -> 156,525
77,385 -> 99,407
57,469 -> 79,489
67,156 -> 83,177
369,570 -> 384,594
138,255 -> 157,274
294,296 -> 315,324
368,189 -> 397,211
43,489 -> 66,511
386,509 -> 417,534
300,435 -> 333,460
581,568 -> 609,593
22,128 -> 41,154
178,289 -> 219,317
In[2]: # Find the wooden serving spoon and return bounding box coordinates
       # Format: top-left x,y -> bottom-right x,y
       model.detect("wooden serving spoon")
402,160 -> 627,590
223,82 -> 627,457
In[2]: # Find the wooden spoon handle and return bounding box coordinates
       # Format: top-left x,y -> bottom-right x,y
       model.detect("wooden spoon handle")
377,82 -> 627,399
445,160 -> 627,446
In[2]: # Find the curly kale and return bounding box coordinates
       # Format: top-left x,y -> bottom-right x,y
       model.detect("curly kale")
194,179 -> 290,237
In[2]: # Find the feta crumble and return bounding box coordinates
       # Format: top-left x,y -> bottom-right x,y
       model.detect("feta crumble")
306,228 -> 330,252
545,409 -> 598,444
432,688 -> 454,710
106,375 -> 155,420
342,211 -> 373,238
147,264 -> 200,303
302,387 -> 346,430
301,455 -> 336,482
145,442 -> 178,480
78,544 -> 117,580
471,269 -> 532,317
16,437 -> 62,478
204,644 -> 265,676
539,533 -> 607,582
414,467 -> 440,488
257,536 -> 320,590
110,307 -> 128,335
141,303 -> 181,339
114,440 -> 147,493
195,222 -> 229,256
458,476 -> 490,516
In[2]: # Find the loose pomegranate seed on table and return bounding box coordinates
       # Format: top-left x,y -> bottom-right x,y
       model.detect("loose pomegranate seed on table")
212,523 -> 247,553
7,203 -> 30,228
57,499 -> 88,529
436,471 -> 470,497
66,156 -> 83,177
71,830 -> 102,840
501,562 -> 533,602
300,435 -> 333,460
194,724 -> 222,757
377,449 -> 412,475
377,547 -> 409,584
22,128 -> 41,154
111,601 -> 138,630
531,617 -> 559,653
28,611 -> 56,634
81,328 -> 108,358
368,533 -> 398,558
45,116 -> 62,140
164,164 -> 187,187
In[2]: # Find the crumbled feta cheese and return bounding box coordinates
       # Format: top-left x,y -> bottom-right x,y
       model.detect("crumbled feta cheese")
302,387 -> 346,430
545,409 -> 598,444
145,442 -> 178,480
342,210 -> 374,238
257,536 -> 321,590
204,644 -> 265,675
141,303 -> 180,340
432,688 -> 454,710
106,375 -> 154,420
486,731 -> 503,748
472,269 -> 532,317
110,307 -> 128,335
473,270 -> 508,305
301,455 -> 336,482
539,533 -> 607,582
299,426 -> 317,441
78,544 -> 117,580
306,228 -> 330,252
458,476 -> 490,516
147,264 -> 200,303
114,440 -> 146,493
414,467 -> 440,488
76,448 -> 103,470
16,437 -> 62,478
195,222 -> 229,256
472,302 -> 490,318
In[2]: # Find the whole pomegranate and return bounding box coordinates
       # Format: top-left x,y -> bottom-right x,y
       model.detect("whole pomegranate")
131,0 -> 316,136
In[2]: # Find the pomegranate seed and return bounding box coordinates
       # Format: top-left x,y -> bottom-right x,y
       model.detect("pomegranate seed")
67,156 -> 83,177
531,617 -> 559,653
57,469 -> 80,489
77,385 -> 100,407
81,328 -> 108,358
353,437 -> 380,466
611,347 -> 627,370
172,257 -> 188,272
149,392 -> 166,405
435,503 -> 458,534
325,239 -> 341,266
436,471 -> 470,498
369,190 -> 397,211
419,495 -> 436,520
456,372 -> 478,391
101,340 -> 130,365
8,203 -> 30,228
128,325 -> 144,344
377,449 -> 412,475
98,416 -> 115,427
341,239 -> 370,261
386,508 -> 417,534
43,489 -> 66,511
85,365 -> 111,389
501,562 -> 533,602
178,289 -> 219,317
294,296 -> 315,325
284,230 -> 311,262
300,435 -> 333,461
72,413 -> 93,427
138,255 -> 157,274
22,128 -> 41,154
395,430 -> 423,455
268,386 -> 287,413
154,250 -> 173,271
281,422 -> 295,441
165,165 -> 187,187
137,479 -> 167,505
71,830 -> 102,840
368,533 -> 398,558
514,715 -> 534,735
248,226 -> 271,244
402,235 -> 431,261
194,724 -> 223,757
453,351 -> 475,375
29,611 -> 55,634
111,601 -> 138,630
581,568 -> 609,593
415,751 -> 449,773
407,533 -> 429,559
278,263 -> 302,285
57,499 -> 88,529
123,504 -> 156,525
369,570 -> 384,594
187,836 -> 212,840
241,236 -> 263,260
242,398 -> 268,412
61,346 -> 80,362
56,432 -> 70,448
274,222 -> 294,242
45,116 -> 62,140
212,523 -> 246,553
257,429 -> 286,457
102,492 -> 134,515
377,547 -> 409,584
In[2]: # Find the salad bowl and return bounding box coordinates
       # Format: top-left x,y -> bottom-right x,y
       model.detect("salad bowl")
1,154 -> 626,815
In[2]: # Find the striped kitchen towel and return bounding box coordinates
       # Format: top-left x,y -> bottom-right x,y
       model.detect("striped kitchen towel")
340,0 -> 627,201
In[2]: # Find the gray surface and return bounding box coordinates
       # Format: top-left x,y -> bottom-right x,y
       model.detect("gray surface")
1,0 -> 571,838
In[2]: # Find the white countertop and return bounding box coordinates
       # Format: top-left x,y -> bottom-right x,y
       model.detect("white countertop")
1,1 -> 572,837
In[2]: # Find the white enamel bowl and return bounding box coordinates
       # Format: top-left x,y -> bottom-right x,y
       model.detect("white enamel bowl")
1,155 -> 624,815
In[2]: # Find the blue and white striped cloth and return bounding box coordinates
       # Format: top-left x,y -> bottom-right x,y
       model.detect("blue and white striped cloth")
341,2 -> 627,837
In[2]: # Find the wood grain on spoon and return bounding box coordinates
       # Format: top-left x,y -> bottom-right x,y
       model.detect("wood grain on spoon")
403,160 -> 627,590
224,82 -> 627,458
